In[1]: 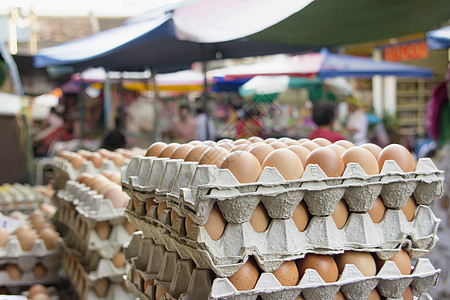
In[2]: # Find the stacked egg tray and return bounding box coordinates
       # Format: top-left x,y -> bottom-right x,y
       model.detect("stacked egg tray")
124,231 -> 439,300
122,155 -> 443,276
51,156 -> 125,191
52,181 -> 134,299
61,244 -> 132,300
0,183 -> 44,213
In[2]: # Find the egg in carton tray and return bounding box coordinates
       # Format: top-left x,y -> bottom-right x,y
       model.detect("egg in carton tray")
124,232 -> 439,300
0,262 -> 61,287
61,244 -> 132,300
122,156 -> 442,223
126,205 -> 436,278
0,183 -> 42,212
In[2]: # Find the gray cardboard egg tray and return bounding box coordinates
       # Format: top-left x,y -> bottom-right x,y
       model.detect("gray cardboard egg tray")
122,156 -> 442,223
51,156 -> 123,182
0,184 -> 42,212
61,254 -> 132,300
124,232 -> 439,300
126,202 -> 437,277
0,267 -> 61,287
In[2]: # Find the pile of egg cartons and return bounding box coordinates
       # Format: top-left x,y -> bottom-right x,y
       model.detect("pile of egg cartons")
0,183 -> 46,213
50,148 -> 144,191
53,170 -> 135,300
0,207 -> 62,288
122,138 -> 443,300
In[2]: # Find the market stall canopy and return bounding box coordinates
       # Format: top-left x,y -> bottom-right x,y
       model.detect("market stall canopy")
427,26 -> 450,50
34,0 -> 449,71
212,49 -> 433,80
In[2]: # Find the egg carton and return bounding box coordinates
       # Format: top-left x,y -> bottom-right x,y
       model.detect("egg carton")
122,156 -> 442,222
0,266 -> 61,287
0,184 -> 42,212
0,235 -> 62,263
124,234 -> 439,300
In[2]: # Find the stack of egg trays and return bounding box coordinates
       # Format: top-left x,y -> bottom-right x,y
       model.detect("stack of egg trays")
122,156 -> 442,274
0,236 -> 62,287
124,231 -> 439,300
61,244 -> 132,300
0,183 -> 43,212
55,181 -> 131,274
51,156 -> 125,191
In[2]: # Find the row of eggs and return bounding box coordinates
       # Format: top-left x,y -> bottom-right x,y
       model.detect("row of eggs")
145,137 -> 415,183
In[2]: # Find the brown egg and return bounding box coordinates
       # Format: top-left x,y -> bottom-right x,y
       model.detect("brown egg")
155,286 -> 169,299
39,227 -> 59,250
98,148 -> 112,158
0,227 -> 8,247
272,260 -> 299,286
145,142 -> 167,157
361,143 -> 383,159
342,146 -> 379,175
97,182 -> 120,195
185,215 -> 194,234
104,188 -> 130,209
14,224 -> 32,235
333,140 -> 355,149
231,144 -> 252,152
367,289 -> 381,300
402,286 -> 414,300
300,141 -> 321,152
77,172 -> 93,184
170,209 -> 179,225
68,153 -> 84,169
249,203 -> 270,233
401,197 -> 416,222
123,219 -> 136,235
144,279 -> 154,291
111,250 -> 125,268
368,196 -> 386,223
94,278 -> 110,298
326,144 -> 346,157
170,144 -> 194,160
89,174 -> 109,190
5,264 -> 22,279
264,138 -> 278,144
234,139 -> 252,145
377,144 -> 415,172
296,294 -> 305,300
16,228 -> 38,251
262,148 -> 304,180
146,198 -> 155,212
217,141 -> 234,151
298,253 -> 338,283
248,136 -> 264,143
298,138 -> 311,143
31,293 -> 51,300
9,211 -> 27,221
157,202 -> 167,217
336,251 -> 377,276
385,249 -> 411,275
58,150 -> 72,159
87,152 -> 103,168
220,151 -> 262,183
284,140 -> 301,146
332,291 -> 346,300
95,221 -> 111,240
292,201 -> 309,232
199,147 -> 230,167
227,257 -> 260,291
285,146 -> 310,168
269,141 -> 288,149
33,263 -> 47,278
29,285 -> 49,298
306,147 -> 345,177
185,145 -> 211,162
332,199 -> 349,229
204,204 -> 227,240
278,137 -> 294,143
158,143 -> 180,158
40,203 -> 56,218
312,138 -> 332,146
249,143 -> 275,165
203,140 -> 217,147
188,140 -> 202,146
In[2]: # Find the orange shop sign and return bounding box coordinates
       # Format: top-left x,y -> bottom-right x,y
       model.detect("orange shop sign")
384,41 -> 428,61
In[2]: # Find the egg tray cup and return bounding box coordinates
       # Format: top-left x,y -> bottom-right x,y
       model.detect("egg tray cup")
0,184 -> 43,213
121,156 -> 442,227
125,197 -> 439,277
51,156 -> 124,183
0,265 -> 61,287
124,234 -> 440,300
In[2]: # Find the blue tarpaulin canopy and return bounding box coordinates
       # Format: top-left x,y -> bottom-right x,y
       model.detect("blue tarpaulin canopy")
427,26 -> 450,50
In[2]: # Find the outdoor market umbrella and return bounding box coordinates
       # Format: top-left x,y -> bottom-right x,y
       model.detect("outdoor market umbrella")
214,49 -> 433,80
427,25 -> 450,50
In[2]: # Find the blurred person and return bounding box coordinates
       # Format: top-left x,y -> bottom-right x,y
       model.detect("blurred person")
171,104 -> 197,143
125,92 -> 154,148
196,107 -> 216,141
236,106 -> 264,139
308,100 -> 345,143
345,97 -> 368,145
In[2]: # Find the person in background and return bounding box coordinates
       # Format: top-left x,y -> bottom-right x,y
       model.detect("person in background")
236,106 -> 264,139
196,107 -> 216,141
345,97 -> 368,145
308,100 -> 345,143
172,104 -> 197,143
